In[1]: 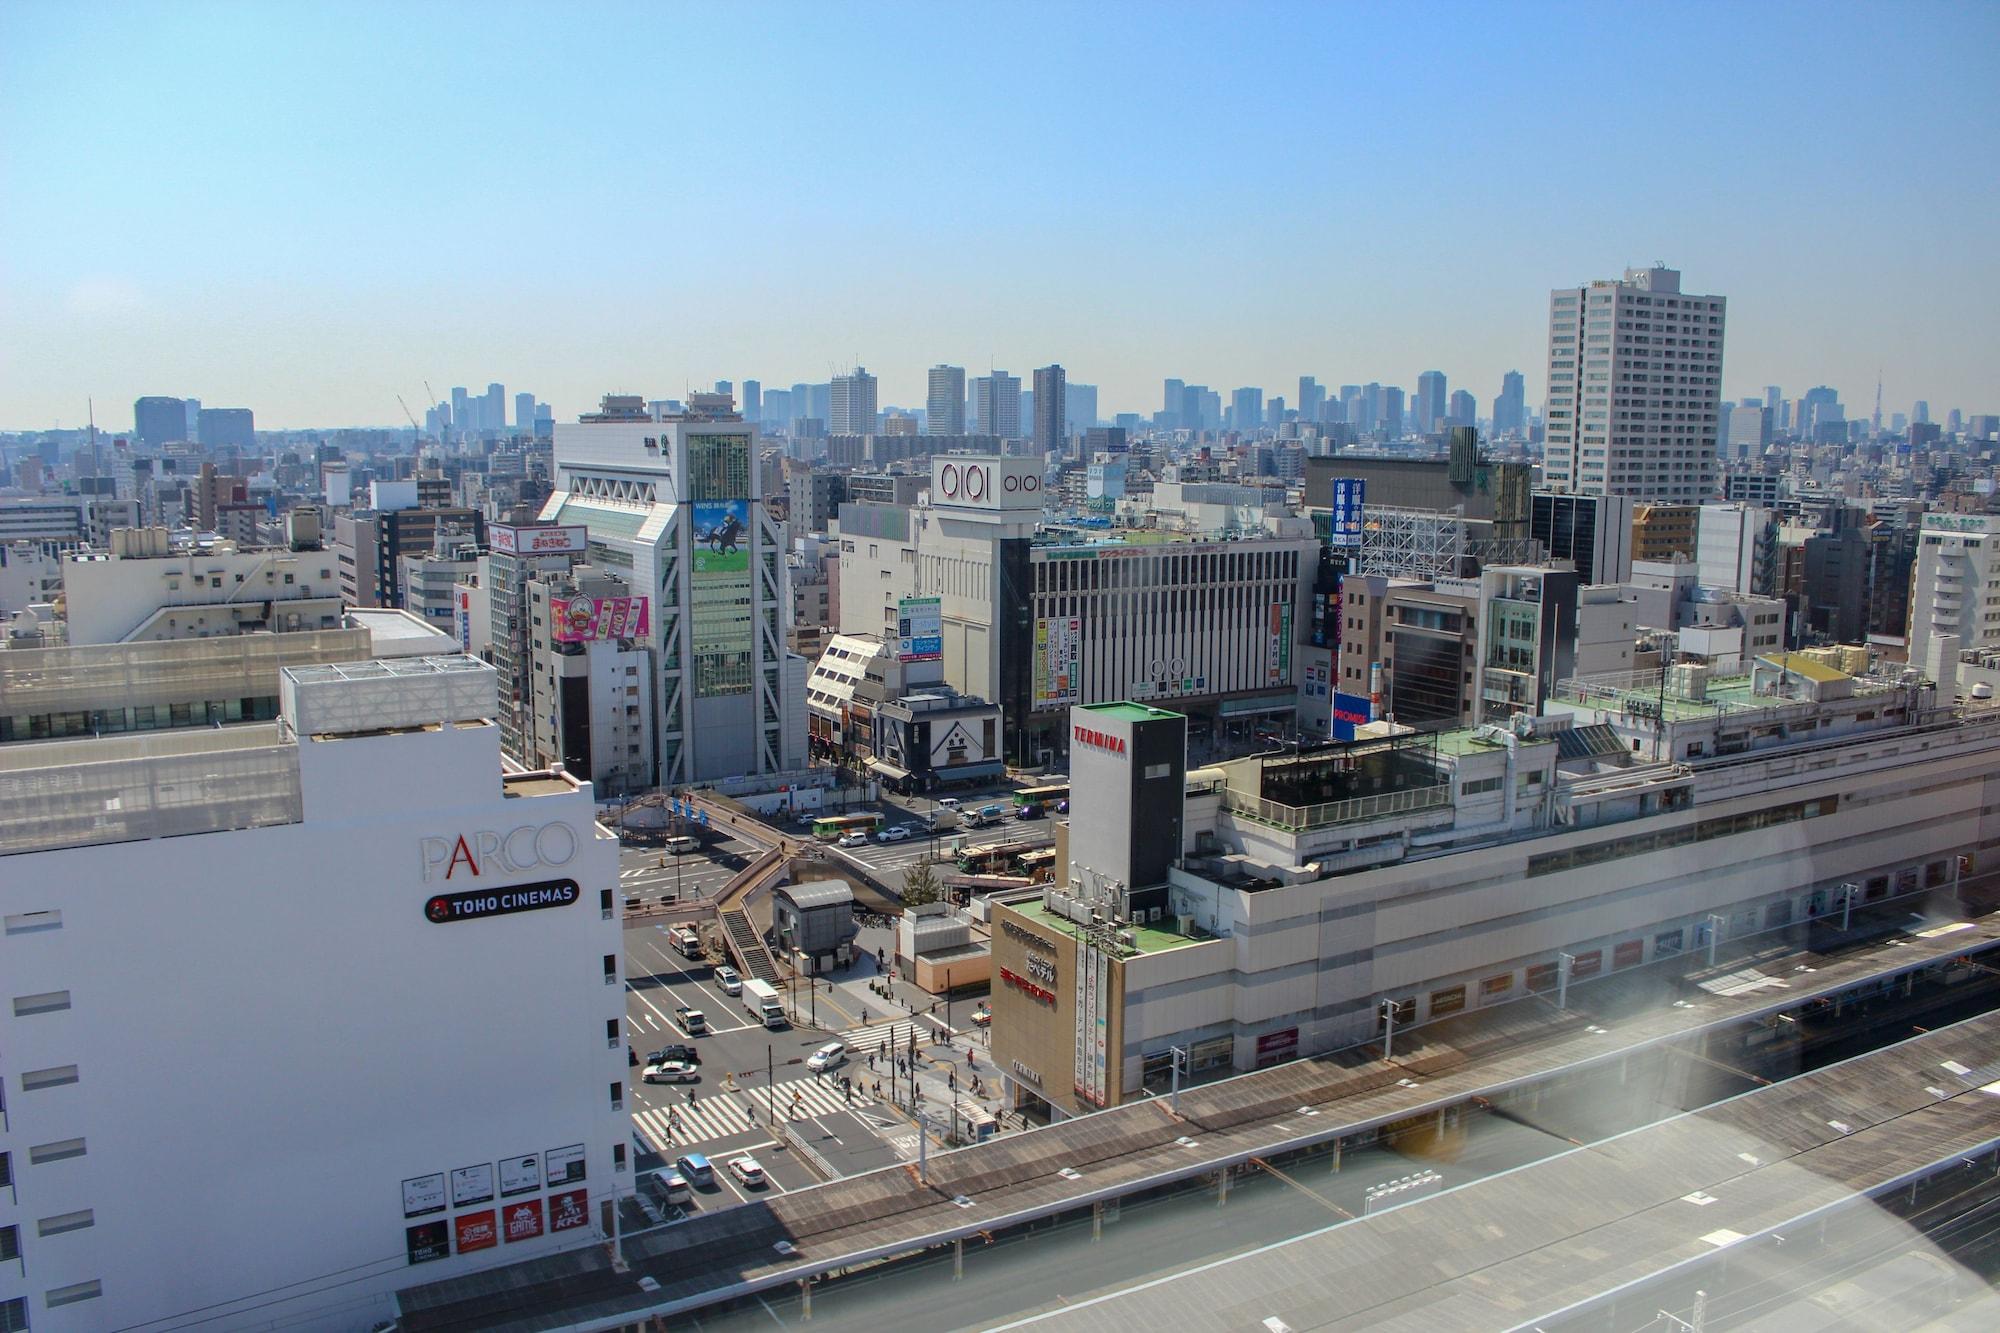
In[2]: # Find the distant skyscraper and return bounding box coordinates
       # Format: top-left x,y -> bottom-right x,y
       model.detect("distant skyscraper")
485,383 -> 506,434
1230,387 -> 1263,433
1064,381 -> 1097,436
1298,376 -> 1325,425
1381,386 -> 1405,439
830,366 -> 878,434
742,379 -> 761,423
1543,265 -> 1725,501
1765,386 -> 1782,428
714,380 -> 732,401
928,365 -> 967,434
1914,399 -> 1931,424
515,392 -> 536,431
807,382 -> 832,424
1415,370 -> 1447,434
974,371 -> 1021,438
183,397 -> 202,443
1163,378 -> 1185,428
197,407 -> 255,450
1180,384 -> 1204,435
1359,383 -> 1382,433
1448,389 -> 1477,428
1493,370 -> 1526,436
451,387 -> 470,437
134,396 -> 186,447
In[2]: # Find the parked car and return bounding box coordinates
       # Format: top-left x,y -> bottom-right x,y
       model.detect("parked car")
675,1152 -> 714,1186
643,1060 -> 699,1084
729,1154 -> 768,1188
838,831 -> 870,847
714,965 -> 742,995
644,1167 -> 692,1207
876,825 -> 912,843
806,1040 -> 847,1073
646,1044 -> 700,1066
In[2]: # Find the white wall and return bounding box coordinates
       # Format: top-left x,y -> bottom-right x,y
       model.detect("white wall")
0,734 -> 624,1331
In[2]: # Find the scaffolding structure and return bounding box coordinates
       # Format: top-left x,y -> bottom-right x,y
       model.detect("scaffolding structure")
1355,506 -> 1468,580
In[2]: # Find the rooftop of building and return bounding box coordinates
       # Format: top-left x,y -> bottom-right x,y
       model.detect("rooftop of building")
1079,700 -> 1182,723
1006,896 -> 1198,955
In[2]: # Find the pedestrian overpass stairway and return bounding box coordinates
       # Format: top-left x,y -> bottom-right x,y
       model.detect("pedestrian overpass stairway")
720,906 -> 782,986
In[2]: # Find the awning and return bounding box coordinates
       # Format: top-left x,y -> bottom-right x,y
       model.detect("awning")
866,758 -> 912,781
939,760 -> 1005,780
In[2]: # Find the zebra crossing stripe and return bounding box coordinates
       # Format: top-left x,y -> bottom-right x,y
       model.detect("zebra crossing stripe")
631,1076 -> 877,1149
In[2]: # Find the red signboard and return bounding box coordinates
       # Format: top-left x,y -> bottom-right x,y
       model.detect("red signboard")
549,1187 -> 590,1233
454,1209 -> 497,1254
549,595 -> 651,643
502,1198 -> 545,1243
1000,966 -> 1056,1005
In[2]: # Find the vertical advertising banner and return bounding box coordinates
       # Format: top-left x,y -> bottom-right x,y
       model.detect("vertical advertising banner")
690,499 -> 754,696
1330,478 -> 1365,547
897,596 -> 943,662
1268,602 -> 1294,684
1032,616 -> 1081,708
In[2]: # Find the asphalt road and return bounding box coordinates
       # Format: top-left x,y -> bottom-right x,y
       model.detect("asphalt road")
820,815 -> 1056,892
622,918 -> 906,1217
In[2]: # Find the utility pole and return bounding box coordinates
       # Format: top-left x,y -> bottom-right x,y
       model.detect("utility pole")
1381,997 -> 1397,1061
1170,1044 -> 1188,1115
766,1043 -> 775,1125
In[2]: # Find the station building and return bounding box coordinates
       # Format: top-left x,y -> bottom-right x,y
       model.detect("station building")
992,657 -> 2000,1119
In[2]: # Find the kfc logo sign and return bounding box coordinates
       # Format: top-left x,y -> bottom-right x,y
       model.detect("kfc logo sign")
421,822 -> 579,881
1073,724 -> 1126,755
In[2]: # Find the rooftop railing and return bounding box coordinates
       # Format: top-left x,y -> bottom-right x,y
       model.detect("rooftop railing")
1220,780 -> 1453,831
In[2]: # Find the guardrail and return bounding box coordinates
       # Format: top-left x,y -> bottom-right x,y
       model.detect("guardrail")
1220,781 -> 1452,831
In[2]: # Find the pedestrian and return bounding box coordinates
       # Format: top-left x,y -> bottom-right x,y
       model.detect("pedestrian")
687,1087 -> 697,1107
868,1053 -> 875,1070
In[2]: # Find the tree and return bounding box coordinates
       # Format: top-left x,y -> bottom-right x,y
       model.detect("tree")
901,858 -> 944,908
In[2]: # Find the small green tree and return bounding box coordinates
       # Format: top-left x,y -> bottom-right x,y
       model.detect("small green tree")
901,858 -> 944,908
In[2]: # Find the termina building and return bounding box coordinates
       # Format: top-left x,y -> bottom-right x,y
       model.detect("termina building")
992,656 -> 2000,1119
0,655 -> 623,1330
841,453 -> 1314,764
543,393 -> 807,784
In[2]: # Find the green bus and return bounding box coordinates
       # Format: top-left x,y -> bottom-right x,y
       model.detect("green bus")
1013,783 -> 1070,814
813,812 -> 885,842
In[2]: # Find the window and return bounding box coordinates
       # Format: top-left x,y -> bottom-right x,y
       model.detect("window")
600,888 -> 614,919
606,1017 -> 621,1048
613,1141 -> 628,1171
610,1080 -> 624,1110
0,1225 -> 15,1261
45,1280 -> 103,1309
13,990 -> 71,1016
37,1209 -> 93,1236
603,953 -> 617,984
1653,928 -> 1684,957
1,1298 -> 24,1333
21,1065 -> 79,1091
1429,984 -> 1466,1018
1613,939 -> 1644,969
28,1138 -> 85,1164
4,909 -> 60,935
1480,973 -> 1513,999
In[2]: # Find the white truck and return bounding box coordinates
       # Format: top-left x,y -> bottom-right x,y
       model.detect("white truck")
741,977 -> 786,1028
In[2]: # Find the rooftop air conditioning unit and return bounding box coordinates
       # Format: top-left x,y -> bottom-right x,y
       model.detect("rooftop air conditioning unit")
1116,929 -> 1137,948
1176,914 -> 1195,935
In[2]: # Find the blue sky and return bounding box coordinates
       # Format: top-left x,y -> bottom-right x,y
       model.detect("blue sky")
3,1 -> 1997,429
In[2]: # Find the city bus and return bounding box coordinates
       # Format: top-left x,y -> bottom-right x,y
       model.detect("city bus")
1015,847 -> 1059,882
956,843 -> 1021,876
812,812 -> 885,842
1013,783 -> 1070,815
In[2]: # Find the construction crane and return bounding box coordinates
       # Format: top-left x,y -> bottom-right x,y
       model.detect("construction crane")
397,394 -> 422,436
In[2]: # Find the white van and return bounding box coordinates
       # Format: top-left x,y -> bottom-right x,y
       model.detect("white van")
643,1166 -> 691,1207
663,835 -> 698,855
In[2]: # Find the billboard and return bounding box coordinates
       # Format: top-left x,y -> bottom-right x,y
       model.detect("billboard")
498,1153 -> 540,1198
1332,690 -> 1372,741
401,1172 -> 445,1219
453,1209 -> 498,1255
550,595 -> 651,643
545,1142 -> 586,1187
691,499 -> 754,697
489,523 -> 587,556
897,596 -> 942,662
405,1221 -> 449,1265
690,500 -> 751,575
932,455 -> 1044,512
549,1186 -> 590,1233
502,1198 -> 546,1244
450,1162 -> 494,1209
1329,478 -> 1365,547
1032,616 -> 1081,708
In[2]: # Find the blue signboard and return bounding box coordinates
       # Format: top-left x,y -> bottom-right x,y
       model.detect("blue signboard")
1331,690 -> 1373,741
1330,478 -> 1365,548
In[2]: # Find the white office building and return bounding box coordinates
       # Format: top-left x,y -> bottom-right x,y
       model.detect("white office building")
544,393 -> 807,784
1543,265 -> 1726,503
926,365 -> 967,435
0,656 -> 624,1330
62,527 -> 346,644
1910,511 -> 2000,653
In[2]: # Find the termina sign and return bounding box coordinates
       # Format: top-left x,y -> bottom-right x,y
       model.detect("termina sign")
1072,723 -> 1126,755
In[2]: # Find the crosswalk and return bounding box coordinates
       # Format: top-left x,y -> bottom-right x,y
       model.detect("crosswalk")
632,1073 -> 878,1151
836,1016 -> 956,1055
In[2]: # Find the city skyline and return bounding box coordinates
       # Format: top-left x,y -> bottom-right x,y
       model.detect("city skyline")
3,3 -> 1998,428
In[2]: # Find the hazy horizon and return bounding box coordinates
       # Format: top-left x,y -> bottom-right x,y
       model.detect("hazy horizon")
4,1 -> 1997,431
